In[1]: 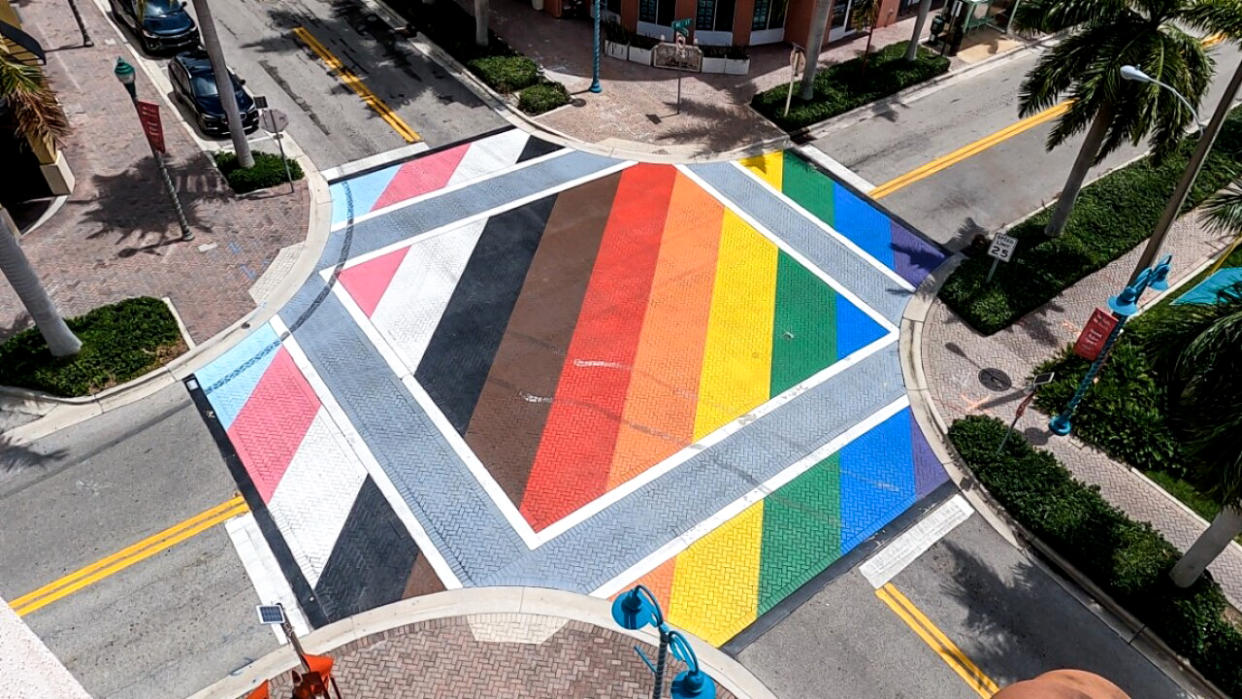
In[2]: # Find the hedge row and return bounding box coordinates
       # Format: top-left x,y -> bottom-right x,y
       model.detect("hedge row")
215,151 -> 304,194
939,109 -> 1242,336
0,297 -> 185,397
751,41 -> 949,131
948,415 -> 1242,694
397,0 -> 568,113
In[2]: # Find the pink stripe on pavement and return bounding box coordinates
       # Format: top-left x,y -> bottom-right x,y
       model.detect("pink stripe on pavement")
338,246 -> 411,317
227,348 -> 322,502
371,144 -> 470,211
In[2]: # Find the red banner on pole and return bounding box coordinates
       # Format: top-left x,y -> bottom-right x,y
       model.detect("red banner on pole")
136,100 -> 165,153
1074,308 -> 1119,361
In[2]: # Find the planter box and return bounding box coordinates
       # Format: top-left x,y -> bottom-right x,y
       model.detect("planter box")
701,56 -> 749,75
604,39 -> 627,60
628,45 -> 653,66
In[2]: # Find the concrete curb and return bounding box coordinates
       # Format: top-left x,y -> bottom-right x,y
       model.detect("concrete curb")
901,260 -> 1227,698
186,587 -> 778,699
790,33 -> 1061,143
361,0 -> 793,163
1,155 -> 332,444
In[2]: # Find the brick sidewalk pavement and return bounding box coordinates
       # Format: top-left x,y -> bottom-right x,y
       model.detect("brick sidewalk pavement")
260,614 -> 736,698
921,210 -> 1242,607
1,0 -> 309,345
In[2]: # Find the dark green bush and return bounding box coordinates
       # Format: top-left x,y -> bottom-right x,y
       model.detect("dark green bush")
603,20 -> 630,44
215,151 -> 304,194
0,297 -> 184,397
948,416 -> 1242,695
518,81 -> 570,115
467,55 -> 540,94
940,108 -> 1242,335
751,41 -> 949,130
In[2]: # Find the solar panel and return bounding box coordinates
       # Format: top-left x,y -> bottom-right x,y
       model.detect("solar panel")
256,604 -> 285,625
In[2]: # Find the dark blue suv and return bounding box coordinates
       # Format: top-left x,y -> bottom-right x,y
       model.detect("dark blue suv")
110,0 -> 200,53
169,52 -> 260,137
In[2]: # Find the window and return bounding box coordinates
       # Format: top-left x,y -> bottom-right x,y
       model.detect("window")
696,0 -> 734,31
752,0 -> 786,30
640,0 -> 675,25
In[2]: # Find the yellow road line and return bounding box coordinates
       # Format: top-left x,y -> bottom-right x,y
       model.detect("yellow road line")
10,496 -> 249,617
870,33 -> 1224,200
876,583 -> 1000,698
292,26 -> 421,143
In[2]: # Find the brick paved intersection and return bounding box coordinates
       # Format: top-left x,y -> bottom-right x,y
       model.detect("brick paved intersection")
188,129 -> 950,647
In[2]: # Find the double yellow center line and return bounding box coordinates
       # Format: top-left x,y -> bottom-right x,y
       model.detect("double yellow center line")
293,26 -> 421,143
10,496 -> 249,617
876,583 -> 1000,697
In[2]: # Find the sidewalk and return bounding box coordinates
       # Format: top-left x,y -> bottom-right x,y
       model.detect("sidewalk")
191,588 -> 774,699
1,3 -> 308,354
920,207 -> 1242,607
486,6 -> 1032,157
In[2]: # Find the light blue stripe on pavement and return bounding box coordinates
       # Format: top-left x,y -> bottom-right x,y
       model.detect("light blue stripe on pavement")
195,323 -> 281,430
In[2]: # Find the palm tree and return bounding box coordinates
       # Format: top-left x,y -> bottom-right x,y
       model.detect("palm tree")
0,54 -> 81,357
798,0 -> 833,100
1143,283 -> 1242,587
474,0 -> 488,47
905,0 -> 934,63
1011,0 -> 1228,237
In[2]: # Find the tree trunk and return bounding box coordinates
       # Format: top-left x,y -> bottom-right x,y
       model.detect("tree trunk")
1045,102 -> 1114,237
0,207 -> 81,357
474,0 -> 488,47
1171,505 -> 1242,588
905,0 -> 932,62
193,0 -> 253,168
861,25 -> 875,74
799,0 -> 833,100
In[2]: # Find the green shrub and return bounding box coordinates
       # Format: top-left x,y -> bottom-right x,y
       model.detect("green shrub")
0,297 -> 185,397
751,41 -> 949,130
518,81 -> 570,115
215,151 -> 304,194
940,108 -> 1242,335
948,416 -> 1242,695
467,55 -> 540,94
603,20 -> 630,44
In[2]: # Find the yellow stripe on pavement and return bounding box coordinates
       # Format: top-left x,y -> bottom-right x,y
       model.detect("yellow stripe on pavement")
870,33 -> 1224,200
876,583 -> 1000,698
10,495 -> 249,617
293,26 -> 421,143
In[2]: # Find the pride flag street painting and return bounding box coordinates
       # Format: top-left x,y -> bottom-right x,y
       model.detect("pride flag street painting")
190,129 -> 950,646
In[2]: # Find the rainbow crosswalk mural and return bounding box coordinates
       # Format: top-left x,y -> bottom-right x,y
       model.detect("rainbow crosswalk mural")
333,162 -> 889,531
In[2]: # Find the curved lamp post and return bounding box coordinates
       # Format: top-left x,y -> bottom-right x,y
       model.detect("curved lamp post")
1049,254 -> 1172,436
1120,65 -> 1202,135
612,585 -> 715,699
589,0 -> 602,93
114,58 -> 193,241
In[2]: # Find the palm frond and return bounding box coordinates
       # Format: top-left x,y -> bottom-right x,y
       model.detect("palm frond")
1012,0 -> 1128,34
0,55 -> 71,144
1180,0 -> 1242,37
1203,180 -> 1242,235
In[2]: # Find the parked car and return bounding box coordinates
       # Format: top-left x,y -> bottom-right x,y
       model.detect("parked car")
109,0 -> 200,53
169,51 -> 260,137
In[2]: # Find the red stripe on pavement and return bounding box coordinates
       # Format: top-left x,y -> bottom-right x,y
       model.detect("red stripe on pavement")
519,163 -> 677,530
371,143 -> 469,211
338,246 -> 410,317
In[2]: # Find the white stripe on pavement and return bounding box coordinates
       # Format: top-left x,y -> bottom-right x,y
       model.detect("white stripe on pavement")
859,494 -> 974,589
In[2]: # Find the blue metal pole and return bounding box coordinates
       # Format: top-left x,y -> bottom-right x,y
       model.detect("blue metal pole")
1048,313 -> 1127,436
590,0 -> 603,93
651,625 -> 669,699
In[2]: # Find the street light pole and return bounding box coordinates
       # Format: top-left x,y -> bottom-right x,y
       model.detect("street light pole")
612,585 -> 716,699
1127,58 -> 1242,282
65,0 -> 93,47
589,0 -> 602,93
114,58 -> 193,241
191,0 -> 253,168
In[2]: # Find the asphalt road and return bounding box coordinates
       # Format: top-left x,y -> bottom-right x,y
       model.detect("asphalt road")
736,504 -> 1189,698
0,384 -> 273,698
816,40 -> 1242,250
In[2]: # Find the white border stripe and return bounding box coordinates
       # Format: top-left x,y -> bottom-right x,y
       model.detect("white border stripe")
590,395 -> 911,598
795,144 -> 877,194
225,512 -> 311,642
677,165 -> 900,334
728,160 -> 916,291
331,148 -> 575,232
271,316 -> 464,589
858,494 -> 974,589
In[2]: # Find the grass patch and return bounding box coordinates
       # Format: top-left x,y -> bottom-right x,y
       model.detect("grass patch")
0,297 -> 186,397
949,415 -> 1242,695
395,0 -> 566,114
518,81 -> 570,115
215,151 -> 304,194
940,108 -> 1242,336
751,41 -> 949,131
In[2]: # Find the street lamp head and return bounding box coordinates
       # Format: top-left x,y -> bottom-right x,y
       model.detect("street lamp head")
1149,254 -> 1173,292
668,631 -> 716,699
1120,65 -> 1153,84
611,586 -> 657,631
114,57 -> 136,85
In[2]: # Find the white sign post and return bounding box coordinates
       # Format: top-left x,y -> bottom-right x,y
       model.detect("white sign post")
785,47 -> 805,117
985,233 -> 1018,283
259,107 -> 295,194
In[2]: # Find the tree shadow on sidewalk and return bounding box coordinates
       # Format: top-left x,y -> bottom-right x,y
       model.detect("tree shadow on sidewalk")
0,434 -> 68,474
648,97 -> 782,157
77,154 -> 231,249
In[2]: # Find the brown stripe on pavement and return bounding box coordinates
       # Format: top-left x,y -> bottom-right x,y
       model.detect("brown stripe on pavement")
402,553 -> 447,599
463,173 -> 622,505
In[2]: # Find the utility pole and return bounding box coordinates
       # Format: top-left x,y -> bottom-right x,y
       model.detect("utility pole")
1131,57 -> 1242,281
191,0 -> 253,168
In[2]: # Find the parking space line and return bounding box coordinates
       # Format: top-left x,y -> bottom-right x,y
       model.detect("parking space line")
10,496 -> 249,617
876,582 -> 1000,698
292,26 -> 421,143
